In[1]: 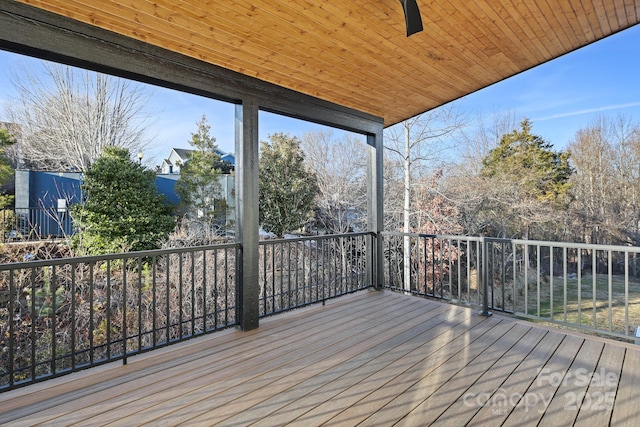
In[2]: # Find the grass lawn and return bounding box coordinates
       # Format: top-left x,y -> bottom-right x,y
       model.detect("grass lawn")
492,274 -> 640,339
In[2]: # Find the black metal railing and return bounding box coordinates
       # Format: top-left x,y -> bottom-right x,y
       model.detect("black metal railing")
259,233 -> 373,316
0,243 -> 238,391
382,232 -> 483,305
4,230 -> 640,393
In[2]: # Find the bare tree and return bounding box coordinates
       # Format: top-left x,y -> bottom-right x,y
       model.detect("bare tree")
412,171 -> 463,235
385,106 -> 467,230
613,116 -> 640,244
567,115 -> 640,245
301,131 -> 368,288
384,105 -> 467,291
443,111 -> 524,236
302,130 -> 367,233
458,110 -> 518,175
7,61 -> 153,171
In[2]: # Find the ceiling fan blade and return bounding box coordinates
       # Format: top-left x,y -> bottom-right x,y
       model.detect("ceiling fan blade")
399,0 -> 424,36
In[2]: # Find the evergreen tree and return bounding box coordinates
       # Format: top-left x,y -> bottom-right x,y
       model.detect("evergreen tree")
478,119 -> 573,238
0,128 -> 16,208
259,133 -> 319,237
174,115 -> 230,235
71,146 -> 175,254
481,119 -> 572,203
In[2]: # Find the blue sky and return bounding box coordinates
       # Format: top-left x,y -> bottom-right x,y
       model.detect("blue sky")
459,24 -> 640,149
0,24 -> 639,165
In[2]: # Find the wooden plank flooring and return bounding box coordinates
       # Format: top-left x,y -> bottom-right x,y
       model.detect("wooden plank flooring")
1,290 -> 639,426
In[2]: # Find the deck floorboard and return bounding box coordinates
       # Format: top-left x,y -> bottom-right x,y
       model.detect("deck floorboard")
1,290 -> 638,426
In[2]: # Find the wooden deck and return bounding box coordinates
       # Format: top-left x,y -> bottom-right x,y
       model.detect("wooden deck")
1,290 -> 639,426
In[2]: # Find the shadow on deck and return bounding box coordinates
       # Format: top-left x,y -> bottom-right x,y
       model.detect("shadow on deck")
1,290 -> 638,426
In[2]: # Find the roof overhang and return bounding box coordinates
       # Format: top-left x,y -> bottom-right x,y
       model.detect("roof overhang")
3,0 -> 640,127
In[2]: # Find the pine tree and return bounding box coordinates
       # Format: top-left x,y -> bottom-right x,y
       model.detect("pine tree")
174,115 -> 230,236
481,119 -> 572,204
479,119 -> 573,238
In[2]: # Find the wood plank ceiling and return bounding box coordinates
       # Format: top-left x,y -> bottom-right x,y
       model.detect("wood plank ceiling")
17,0 -> 640,127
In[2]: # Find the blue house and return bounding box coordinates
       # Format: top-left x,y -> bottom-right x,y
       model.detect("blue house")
13,147 -> 236,238
14,170 -> 82,237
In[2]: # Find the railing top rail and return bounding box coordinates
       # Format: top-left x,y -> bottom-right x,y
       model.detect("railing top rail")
483,237 -> 640,252
259,232 -> 373,245
380,231 -> 640,253
0,242 -> 240,270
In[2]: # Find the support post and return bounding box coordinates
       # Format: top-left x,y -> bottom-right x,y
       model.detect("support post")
367,128 -> 384,290
235,101 -> 260,330
480,237 -> 492,316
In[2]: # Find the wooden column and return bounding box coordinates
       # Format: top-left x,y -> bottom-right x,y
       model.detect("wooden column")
235,101 -> 260,330
367,128 -> 384,290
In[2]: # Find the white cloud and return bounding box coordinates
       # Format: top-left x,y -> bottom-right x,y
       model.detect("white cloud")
534,102 -> 640,121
